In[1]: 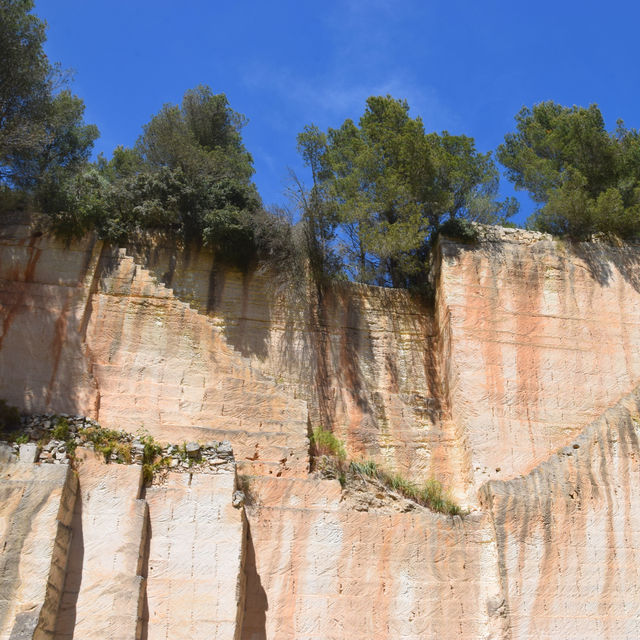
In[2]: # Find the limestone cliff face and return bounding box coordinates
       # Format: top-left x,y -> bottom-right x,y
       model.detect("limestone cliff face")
435,227 -> 640,498
0,219 -> 100,416
1,212 -> 640,639
480,389 -> 640,640
122,238 -> 452,486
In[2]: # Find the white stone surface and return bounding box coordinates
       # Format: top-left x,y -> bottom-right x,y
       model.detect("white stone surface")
0,462 -> 76,639
145,471 -> 245,640
55,450 -> 147,640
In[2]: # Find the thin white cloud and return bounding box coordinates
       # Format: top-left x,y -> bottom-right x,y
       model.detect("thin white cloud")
242,63 -> 457,133
242,0 -> 455,133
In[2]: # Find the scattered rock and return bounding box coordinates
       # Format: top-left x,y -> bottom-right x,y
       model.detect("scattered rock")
232,490 -> 245,508
217,441 -> 233,457
186,442 -> 201,457
4,412 -> 236,479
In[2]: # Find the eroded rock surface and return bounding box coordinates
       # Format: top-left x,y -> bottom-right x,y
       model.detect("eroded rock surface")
481,388 -> 640,640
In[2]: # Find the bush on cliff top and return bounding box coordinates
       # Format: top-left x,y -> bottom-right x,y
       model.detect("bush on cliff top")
40,86 -> 265,269
499,101 -> 640,240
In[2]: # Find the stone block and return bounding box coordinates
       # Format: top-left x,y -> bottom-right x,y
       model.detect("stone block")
18,443 -> 39,463
0,443 -> 16,463
0,462 -> 77,639
145,470 -> 245,640
55,451 -> 147,640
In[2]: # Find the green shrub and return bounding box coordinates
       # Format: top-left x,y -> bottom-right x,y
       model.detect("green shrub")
349,460 -> 379,477
142,463 -> 154,485
81,426 -> 130,463
142,435 -> 162,465
52,417 -> 70,440
131,432 -> 164,484
438,217 -> 479,243
98,443 -> 114,462
65,438 -> 78,457
310,426 -> 346,460
115,442 -> 132,464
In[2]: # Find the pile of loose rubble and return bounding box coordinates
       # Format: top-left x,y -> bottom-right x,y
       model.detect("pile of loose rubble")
0,413 -> 236,479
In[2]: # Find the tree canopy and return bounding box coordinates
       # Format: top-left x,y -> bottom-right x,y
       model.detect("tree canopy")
46,86 -> 263,267
498,101 -> 640,239
297,95 -> 516,288
8,0 -> 640,291
135,86 -> 254,184
0,0 -> 98,194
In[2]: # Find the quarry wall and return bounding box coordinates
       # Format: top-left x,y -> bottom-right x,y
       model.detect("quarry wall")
1,212 -> 640,638
435,226 -> 640,497
480,388 -> 640,640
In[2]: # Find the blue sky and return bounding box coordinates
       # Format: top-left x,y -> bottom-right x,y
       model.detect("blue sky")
35,0 -> 640,225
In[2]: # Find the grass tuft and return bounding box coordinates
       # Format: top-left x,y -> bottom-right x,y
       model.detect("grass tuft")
349,458 -> 462,516
307,425 -> 463,516
310,426 -> 347,460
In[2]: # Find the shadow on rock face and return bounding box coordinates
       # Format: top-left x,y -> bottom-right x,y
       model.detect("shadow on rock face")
240,522 -> 268,640
53,490 -> 84,639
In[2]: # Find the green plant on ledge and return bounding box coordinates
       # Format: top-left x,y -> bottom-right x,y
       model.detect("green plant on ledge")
350,460 -> 462,516
52,417 -> 70,440
82,426 -> 131,463
138,431 -> 165,485
309,425 -> 462,516
310,426 -> 347,460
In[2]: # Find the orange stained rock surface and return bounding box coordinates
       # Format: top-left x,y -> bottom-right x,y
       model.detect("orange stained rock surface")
436,227 -> 640,495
